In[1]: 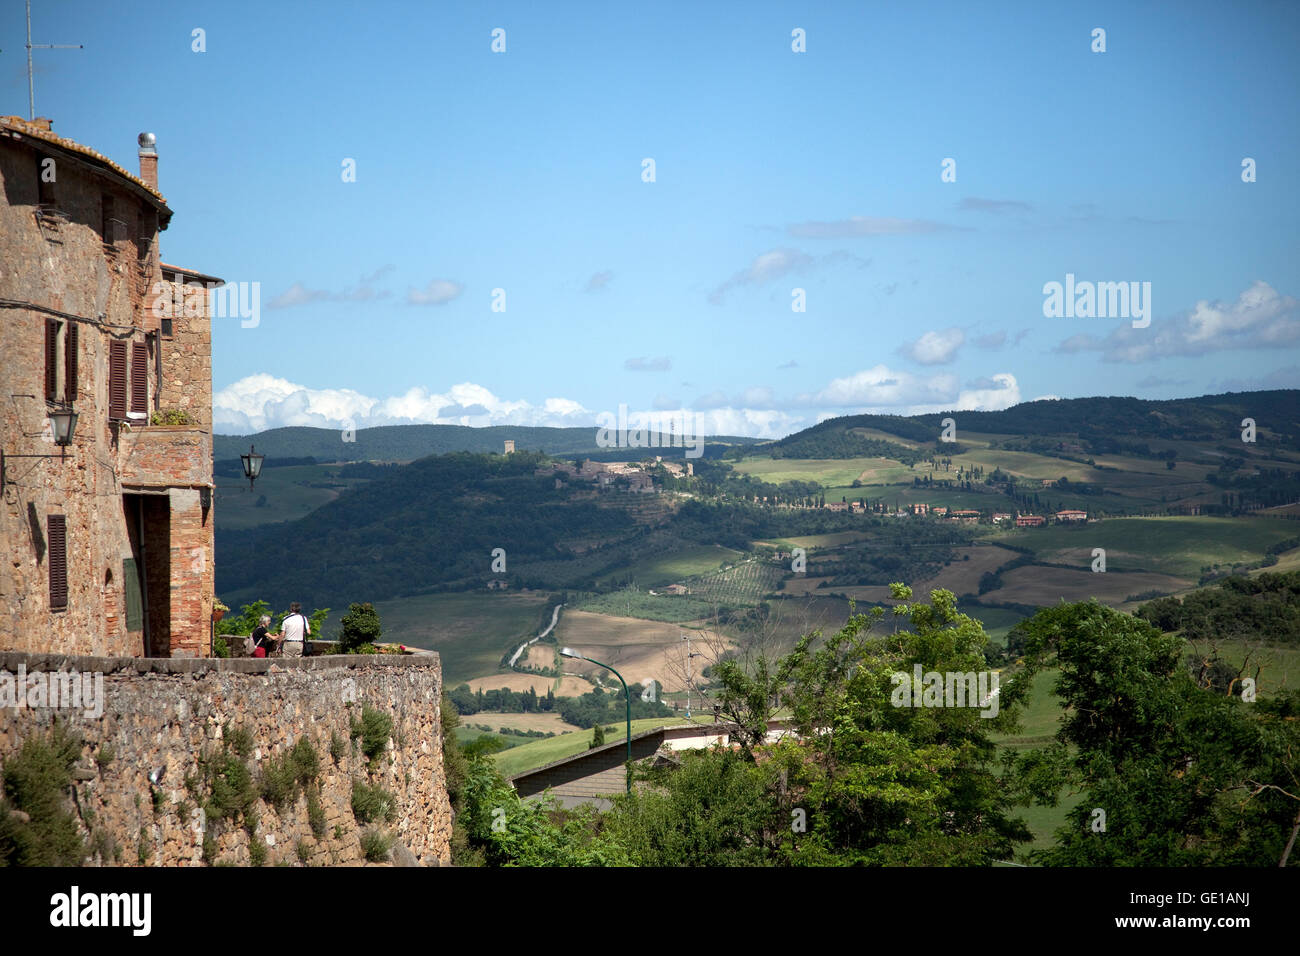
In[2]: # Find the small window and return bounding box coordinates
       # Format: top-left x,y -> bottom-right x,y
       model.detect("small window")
160,317 -> 174,338
48,514 -> 68,611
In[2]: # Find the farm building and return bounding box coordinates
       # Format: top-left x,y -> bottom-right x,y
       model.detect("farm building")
510,719 -> 796,808
1016,514 -> 1046,527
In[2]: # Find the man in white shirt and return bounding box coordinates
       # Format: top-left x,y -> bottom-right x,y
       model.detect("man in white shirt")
279,602 -> 310,658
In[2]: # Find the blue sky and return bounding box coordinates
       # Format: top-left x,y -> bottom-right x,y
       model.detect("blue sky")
8,0 -> 1298,436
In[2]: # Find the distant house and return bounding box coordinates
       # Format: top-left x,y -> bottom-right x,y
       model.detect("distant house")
991,512 -> 1013,523
826,501 -> 849,512
1055,509 -> 1088,523
1016,514 -> 1046,527
911,503 -> 929,515
932,506 -> 949,516
664,583 -> 690,596
1041,478 -> 1057,488
951,509 -> 981,524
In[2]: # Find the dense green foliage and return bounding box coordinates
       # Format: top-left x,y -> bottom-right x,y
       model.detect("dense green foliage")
722,391 -> 1300,460
338,602 -> 382,652
448,683 -> 555,715
0,723 -> 86,866
217,451 -> 639,608
1138,571 -> 1300,644
1010,601 -> 1300,866
555,686 -> 672,730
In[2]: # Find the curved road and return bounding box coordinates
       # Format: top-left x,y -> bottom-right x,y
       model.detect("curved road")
507,602 -> 564,667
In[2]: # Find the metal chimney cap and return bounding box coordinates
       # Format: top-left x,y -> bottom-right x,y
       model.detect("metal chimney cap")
138,132 -> 156,151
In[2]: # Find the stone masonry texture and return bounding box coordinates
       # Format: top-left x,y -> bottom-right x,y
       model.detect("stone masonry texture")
0,652 -> 452,866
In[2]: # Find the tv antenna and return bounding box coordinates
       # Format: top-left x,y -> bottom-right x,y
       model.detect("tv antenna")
24,0 -> 83,120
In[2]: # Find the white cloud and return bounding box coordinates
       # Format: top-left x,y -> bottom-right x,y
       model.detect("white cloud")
267,267 -> 393,309
213,375 -> 593,434
803,364 -> 1021,415
1055,280 -> 1299,362
214,365 -> 1024,440
709,248 -> 813,304
900,327 -> 965,365
407,279 -> 465,306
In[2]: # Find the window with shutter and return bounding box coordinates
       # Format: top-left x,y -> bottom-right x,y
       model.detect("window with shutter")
45,319 -> 59,400
64,322 -> 78,403
109,340 -> 128,420
48,514 -> 67,611
130,342 -> 148,415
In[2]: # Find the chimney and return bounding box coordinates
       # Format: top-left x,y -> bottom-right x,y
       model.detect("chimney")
31,117 -> 53,131
137,132 -> 157,190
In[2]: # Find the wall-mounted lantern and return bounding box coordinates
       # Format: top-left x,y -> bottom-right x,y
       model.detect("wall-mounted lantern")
240,444 -> 264,491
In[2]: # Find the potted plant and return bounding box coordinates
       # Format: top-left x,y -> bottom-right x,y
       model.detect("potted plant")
212,598 -> 229,623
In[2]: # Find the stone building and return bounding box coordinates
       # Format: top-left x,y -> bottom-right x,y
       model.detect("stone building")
0,116 -> 218,657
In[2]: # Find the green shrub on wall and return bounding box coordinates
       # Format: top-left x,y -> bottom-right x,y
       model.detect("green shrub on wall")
0,722 -> 86,866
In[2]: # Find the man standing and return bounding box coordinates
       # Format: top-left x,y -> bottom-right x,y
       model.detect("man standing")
280,602 -> 311,658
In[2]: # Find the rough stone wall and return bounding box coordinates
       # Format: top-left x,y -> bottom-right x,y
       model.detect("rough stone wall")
155,276 -> 212,430
0,652 -> 452,866
0,128 -> 214,658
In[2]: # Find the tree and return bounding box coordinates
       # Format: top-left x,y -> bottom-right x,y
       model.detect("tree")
338,602 -> 382,652
1010,600 -> 1300,866
590,723 -> 606,748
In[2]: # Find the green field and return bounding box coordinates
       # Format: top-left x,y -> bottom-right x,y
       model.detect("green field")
618,544 -> 742,587
753,531 -> 874,550
731,457 -> 911,487
989,515 -> 1298,578
320,591 -> 551,685
575,589 -> 719,623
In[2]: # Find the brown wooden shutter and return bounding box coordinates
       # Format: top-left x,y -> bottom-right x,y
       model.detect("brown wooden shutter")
45,319 -> 58,400
130,341 -> 148,415
48,514 -> 67,610
109,340 -> 128,420
64,322 -> 78,403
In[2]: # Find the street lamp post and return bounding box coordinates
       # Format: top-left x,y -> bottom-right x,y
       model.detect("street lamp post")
560,646 -> 631,793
